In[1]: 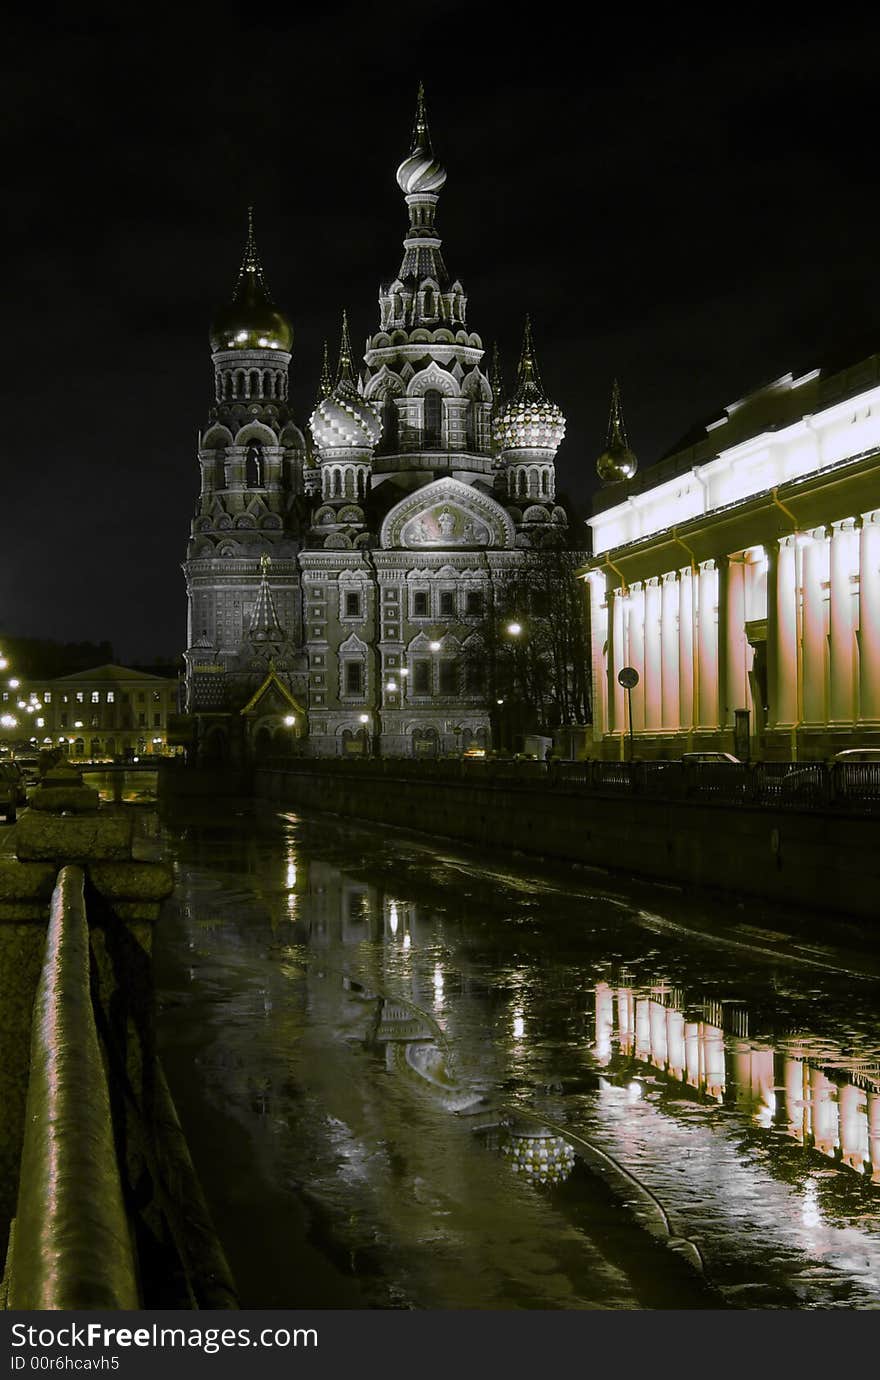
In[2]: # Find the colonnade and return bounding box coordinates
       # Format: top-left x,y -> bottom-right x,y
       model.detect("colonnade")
587,506 -> 880,751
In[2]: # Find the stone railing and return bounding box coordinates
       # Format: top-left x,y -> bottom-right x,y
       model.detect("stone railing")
0,762 -> 237,1310
4,865 -> 139,1308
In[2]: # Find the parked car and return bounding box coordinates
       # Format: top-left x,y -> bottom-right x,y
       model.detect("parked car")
832,748 -> 880,763
681,752 -> 741,764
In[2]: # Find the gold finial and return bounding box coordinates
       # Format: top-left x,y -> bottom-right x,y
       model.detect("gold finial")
260,551 -> 271,574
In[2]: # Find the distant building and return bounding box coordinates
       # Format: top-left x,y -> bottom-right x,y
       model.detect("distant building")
579,359 -> 880,760
4,665 -> 178,758
181,88 -> 568,763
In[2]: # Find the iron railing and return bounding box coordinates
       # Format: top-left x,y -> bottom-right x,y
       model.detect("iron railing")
258,755 -> 880,814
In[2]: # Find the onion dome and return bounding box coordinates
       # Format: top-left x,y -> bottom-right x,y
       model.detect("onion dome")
493,318 -> 566,452
596,379 -> 638,483
309,312 -> 382,452
210,207 -> 293,353
396,83 -> 447,195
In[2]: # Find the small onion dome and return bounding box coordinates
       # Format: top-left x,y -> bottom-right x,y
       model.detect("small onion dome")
309,310 -> 381,451
596,379 -> 638,483
210,209 -> 293,353
493,318 -> 566,452
396,83 -> 447,195
309,386 -> 382,451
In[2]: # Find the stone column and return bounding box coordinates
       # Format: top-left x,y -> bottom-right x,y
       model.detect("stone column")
627,583 -> 646,731
611,587 -> 626,738
774,537 -> 798,727
697,560 -> 719,728
726,558 -> 749,722
802,529 -> 829,725
678,567 -> 696,730
661,571 -> 680,730
716,556 -> 729,728
765,541 -> 779,724
859,510 -> 880,723
589,574 -> 610,737
829,519 -> 858,723
644,577 -> 662,731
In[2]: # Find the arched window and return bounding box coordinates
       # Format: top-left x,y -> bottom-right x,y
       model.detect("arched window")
541,469 -> 549,497
423,390 -> 443,448
246,444 -> 262,488
383,395 -> 398,452
516,470 -> 526,499
263,370 -> 273,398
466,401 -> 476,452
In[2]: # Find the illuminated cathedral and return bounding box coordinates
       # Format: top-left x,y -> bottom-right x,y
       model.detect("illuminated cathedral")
182,87 -> 568,761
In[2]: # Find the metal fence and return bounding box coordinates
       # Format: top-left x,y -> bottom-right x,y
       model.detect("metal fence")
260,755 -> 880,814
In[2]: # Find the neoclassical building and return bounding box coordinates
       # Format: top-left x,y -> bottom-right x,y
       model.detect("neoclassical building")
580,359 -> 880,760
181,88 -> 568,761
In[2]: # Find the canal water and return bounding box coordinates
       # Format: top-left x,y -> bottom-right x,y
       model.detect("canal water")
154,799 -> 880,1310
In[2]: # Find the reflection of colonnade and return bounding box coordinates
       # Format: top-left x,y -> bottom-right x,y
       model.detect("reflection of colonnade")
595,982 -> 880,1180
582,363 -> 880,759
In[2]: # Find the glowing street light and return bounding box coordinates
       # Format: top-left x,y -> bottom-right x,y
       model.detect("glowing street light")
283,715 -> 296,727
8,678 -> 19,689
506,621 -> 523,636
358,713 -> 369,724
429,641 -> 441,653
385,680 -> 398,692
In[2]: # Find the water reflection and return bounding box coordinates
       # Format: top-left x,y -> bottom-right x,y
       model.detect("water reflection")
595,980 -> 880,1181
156,804 -> 880,1309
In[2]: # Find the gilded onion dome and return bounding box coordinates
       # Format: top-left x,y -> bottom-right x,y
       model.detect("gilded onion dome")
396,82 -> 447,195
210,207 -> 293,353
596,379 -> 638,483
493,318 -> 566,452
309,313 -> 382,452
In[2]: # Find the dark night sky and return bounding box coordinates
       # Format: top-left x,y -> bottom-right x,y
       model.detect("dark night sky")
3,5 -> 879,661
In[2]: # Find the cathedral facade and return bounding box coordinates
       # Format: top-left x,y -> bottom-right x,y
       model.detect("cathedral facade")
182,89 -> 568,762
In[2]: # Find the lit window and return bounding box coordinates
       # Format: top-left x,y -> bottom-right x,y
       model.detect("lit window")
91,691 -> 100,703
43,691 -> 52,703
152,691 -> 160,702
76,692 -> 84,703
106,691 -> 114,703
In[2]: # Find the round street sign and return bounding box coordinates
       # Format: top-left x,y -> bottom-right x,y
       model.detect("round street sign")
618,666 -> 639,689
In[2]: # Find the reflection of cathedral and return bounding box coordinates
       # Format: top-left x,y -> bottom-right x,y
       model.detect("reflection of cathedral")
182,88 -> 567,762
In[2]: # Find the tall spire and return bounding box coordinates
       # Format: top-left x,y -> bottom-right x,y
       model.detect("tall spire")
335,310 -> 356,388
606,379 -> 629,450
235,204 -> 272,303
248,553 -> 285,643
316,341 -> 333,402
411,80 -> 432,153
512,316 -> 547,401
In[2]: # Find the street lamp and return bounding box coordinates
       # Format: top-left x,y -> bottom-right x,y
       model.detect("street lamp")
506,621 -> 523,636
283,715 -> 296,727
429,640 -> 441,653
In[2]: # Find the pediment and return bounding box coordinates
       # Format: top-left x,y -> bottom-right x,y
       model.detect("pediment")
379,477 -> 516,551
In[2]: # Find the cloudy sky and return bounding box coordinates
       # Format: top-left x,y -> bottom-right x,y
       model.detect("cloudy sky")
3,4 -> 878,659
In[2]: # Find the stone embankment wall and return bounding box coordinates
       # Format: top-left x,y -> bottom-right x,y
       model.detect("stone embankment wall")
255,764 -> 878,921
